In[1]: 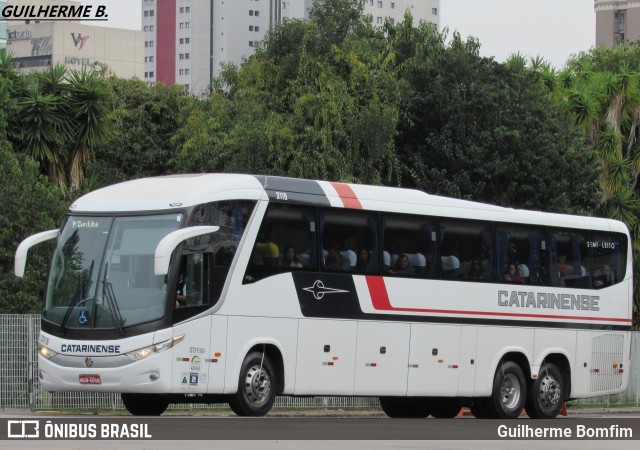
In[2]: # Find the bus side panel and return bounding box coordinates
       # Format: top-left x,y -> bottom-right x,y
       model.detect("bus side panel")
353,321 -> 410,396
573,330 -> 593,397
170,316 -> 212,393
224,316 -> 298,395
294,319 -> 357,395
407,324 -> 461,397
573,330 -> 629,398
473,326 -> 534,397
458,326 -> 478,396
207,315 -> 228,393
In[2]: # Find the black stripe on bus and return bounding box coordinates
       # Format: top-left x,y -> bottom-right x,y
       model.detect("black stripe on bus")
291,272 -> 632,332
254,175 -> 331,206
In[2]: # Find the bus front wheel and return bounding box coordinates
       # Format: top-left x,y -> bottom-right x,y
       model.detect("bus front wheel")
525,363 -> 564,419
121,393 -> 168,416
229,351 -> 278,416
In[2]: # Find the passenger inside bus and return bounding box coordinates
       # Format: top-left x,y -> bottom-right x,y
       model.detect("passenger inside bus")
354,248 -> 371,273
503,264 -> 524,283
280,246 -> 303,268
466,260 -> 485,280
325,245 -> 351,271
175,271 -> 187,307
388,254 -> 416,276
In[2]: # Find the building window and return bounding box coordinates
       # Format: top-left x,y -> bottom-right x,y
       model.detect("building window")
185,22 -> 190,28
249,41 -> 254,47
255,26 -> 259,32
144,25 -> 148,31
185,69 -> 189,75
255,10 -> 259,16
179,69 -> 184,75
149,71 -> 154,77
150,25 -> 154,31
149,56 -> 154,62
185,37 -> 190,43
144,10 -> 148,17
376,17 -> 382,24
377,1 -> 382,8
186,6 -> 190,13
179,53 -> 184,60
179,6 -> 184,13
249,25 -> 254,31
250,10 -> 254,16
432,8 -> 438,15
185,53 -> 190,59
179,38 -> 184,44
179,22 -> 184,29
150,10 -> 154,16
391,2 -> 395,8
145,71 -> 148,77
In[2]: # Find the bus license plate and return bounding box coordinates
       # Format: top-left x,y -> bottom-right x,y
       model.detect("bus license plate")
79,374 -> 101,385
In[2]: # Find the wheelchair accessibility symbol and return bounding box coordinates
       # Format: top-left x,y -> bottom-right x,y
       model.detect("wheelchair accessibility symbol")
78,310 -> 90,325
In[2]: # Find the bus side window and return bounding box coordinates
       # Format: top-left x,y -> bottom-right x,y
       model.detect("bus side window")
440,220 -> 493,281
549,229 -> 589,288
382,213 -> 435,278
244,203 -> 318,283
320,208 -> 379,274
495,224 -> 547,285
590,232 -> 627,289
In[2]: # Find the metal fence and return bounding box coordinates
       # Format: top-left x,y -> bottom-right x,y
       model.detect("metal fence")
1,314 -> 638,411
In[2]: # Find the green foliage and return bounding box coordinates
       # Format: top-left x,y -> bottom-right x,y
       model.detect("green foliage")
0,144 -> 66,313
392,25 -> 598,212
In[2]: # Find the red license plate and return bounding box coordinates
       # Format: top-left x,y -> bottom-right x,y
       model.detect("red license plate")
79,374 -> 101,385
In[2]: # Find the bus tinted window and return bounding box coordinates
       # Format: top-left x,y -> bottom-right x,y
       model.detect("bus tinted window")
589,232 -> 627,289
320,209 -> 379,273
246,203 -> 318,282
440,220 -> 494,281
383,214 -> 436,277
496,224 -> 547,285
549,229 -> 589,288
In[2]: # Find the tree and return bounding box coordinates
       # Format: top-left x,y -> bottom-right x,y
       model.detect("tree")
391,22 -> 598,213
0,145 -> 67,313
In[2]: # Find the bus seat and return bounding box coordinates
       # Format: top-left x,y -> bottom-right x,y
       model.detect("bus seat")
298,253 -> 310,267
341,250 -> 357,267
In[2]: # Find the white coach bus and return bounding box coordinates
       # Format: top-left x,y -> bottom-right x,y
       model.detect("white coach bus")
15,174 -> 633,419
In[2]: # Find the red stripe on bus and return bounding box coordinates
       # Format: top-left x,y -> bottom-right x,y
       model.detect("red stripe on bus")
329,182 -> 362,209
364,276 -> 632,324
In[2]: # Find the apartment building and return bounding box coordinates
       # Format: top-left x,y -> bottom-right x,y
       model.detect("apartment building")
144,0 -> 439,94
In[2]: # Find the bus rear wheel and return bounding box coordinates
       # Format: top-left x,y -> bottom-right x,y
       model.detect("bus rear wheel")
525,363 -> 564,419
482,361 -> 526,419
229,351 -> 278,416
379,397 -> 430,418
121,393 -> 168,416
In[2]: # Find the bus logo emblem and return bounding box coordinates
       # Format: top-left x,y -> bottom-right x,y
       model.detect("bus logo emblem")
303,280 -> 349,300
84,357 -> 93,368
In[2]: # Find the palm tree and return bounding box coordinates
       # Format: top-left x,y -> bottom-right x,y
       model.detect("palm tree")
66,69 -> 109,190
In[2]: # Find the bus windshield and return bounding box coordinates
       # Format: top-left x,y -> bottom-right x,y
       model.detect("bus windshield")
44,213 -> 184,330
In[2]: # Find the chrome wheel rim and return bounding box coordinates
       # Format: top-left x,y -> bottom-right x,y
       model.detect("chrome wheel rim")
500,373 -> 522,410
244,364 -> 271,405
538,375 -> 561,410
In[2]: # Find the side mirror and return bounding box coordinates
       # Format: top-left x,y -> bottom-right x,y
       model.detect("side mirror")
15,229 -> 60,277
154,226 -> 219,276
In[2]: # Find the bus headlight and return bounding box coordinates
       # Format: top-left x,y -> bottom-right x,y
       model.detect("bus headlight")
38,344 -> 58,359
123,335 -> 184,361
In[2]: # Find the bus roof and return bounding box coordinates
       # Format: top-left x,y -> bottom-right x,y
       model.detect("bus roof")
69,174 -> 627,234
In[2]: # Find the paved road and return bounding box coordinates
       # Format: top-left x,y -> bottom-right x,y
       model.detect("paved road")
2,410 -> 639,449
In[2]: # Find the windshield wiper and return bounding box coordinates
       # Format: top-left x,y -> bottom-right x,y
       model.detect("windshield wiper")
59,260 -> 94,333
101,263 -> 125,336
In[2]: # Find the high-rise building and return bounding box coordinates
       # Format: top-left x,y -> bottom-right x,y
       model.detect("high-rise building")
595,0 -> 640,47
144,0 -> 438,94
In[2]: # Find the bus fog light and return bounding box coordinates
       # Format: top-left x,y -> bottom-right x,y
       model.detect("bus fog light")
149,372 -> 159,381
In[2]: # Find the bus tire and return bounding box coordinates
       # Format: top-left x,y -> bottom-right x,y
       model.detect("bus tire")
379,397 -> 430,418
121,393 -> 168,416
525,363 -> 564,419
483,361 -> 526,419
428,398 -> 462,418
469,399 -> 490,419
229,351 -> 278,416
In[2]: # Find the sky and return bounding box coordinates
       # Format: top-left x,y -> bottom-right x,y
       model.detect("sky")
80,0 -> 597,69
